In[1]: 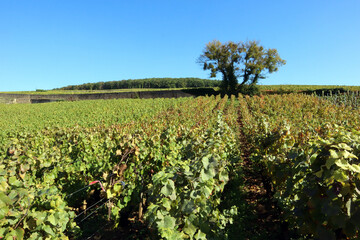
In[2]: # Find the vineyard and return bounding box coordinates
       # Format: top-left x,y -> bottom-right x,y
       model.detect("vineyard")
1,93 -> 360,239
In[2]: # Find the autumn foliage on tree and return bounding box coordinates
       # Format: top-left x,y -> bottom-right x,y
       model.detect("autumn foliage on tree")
198,40 -> 286,94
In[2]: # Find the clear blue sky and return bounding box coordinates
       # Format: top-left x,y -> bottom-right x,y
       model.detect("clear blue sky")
1,0 -> 359,91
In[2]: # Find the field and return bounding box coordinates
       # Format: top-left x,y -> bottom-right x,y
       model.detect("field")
0,88 -> 192,95
1,92 -> 360,239
3,85 -> 360,95
259,85 -> 360,92
0,98 -> 188,133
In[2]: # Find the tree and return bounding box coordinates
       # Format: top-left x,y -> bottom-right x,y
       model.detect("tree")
198,40 -> 286,94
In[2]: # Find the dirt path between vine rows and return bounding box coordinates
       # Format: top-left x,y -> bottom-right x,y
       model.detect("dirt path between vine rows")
237,108 -> 289,240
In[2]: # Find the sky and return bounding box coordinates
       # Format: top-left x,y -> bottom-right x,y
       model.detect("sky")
0,0 -> 359,91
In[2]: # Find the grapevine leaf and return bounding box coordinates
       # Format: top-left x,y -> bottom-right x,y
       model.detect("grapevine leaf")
163,215 -> 176,229
0,205 -> 9,220
219,170 -> 229,183
47,214 -> 56,226
0,180 -> 9,192
162,198 -> 172,211
8,176 -> 21,187
0,228 -> 6,237
15,228 -> 25,240
43,224 -> 55,236
24,217 -> 37,230
202,156 -> 209,169
194,229 -> 207,240
315,170 -> 323,178
183,220 -> 197,238
333,170 -> 348,182
161,179 -> 175,197
329,149 -> 339,159
325,158 -> 336,170
181,200 -> 196,214
200,167 -> 216,182
113,183 -> 122,192
156,210 -> 165,220
34,211 -> 47,225
338,150 -> 357,159
0,192 -> 12,205
338,143 -> 352,151
349,164 -> 360,173
335,159 -> 350,170
28,232 -> 40,240
203,186 -> 212,198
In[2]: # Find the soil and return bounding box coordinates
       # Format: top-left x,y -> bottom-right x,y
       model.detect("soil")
237,108 -> 289,240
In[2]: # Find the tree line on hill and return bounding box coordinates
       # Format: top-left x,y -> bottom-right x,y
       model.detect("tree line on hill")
57,78 -> 221,90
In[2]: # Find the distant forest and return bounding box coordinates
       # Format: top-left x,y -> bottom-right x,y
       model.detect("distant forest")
57,78 -> 221,90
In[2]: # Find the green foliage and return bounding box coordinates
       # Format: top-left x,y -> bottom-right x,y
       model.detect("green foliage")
4,90 -> 360,239
0,95 -> 242,239
0,98 -> 187,133
198,40 -> 286,94
145,113 -> 239,239
0,97 -> 190,239
237,84 -> 260,96
286,129 -> 360,239
0,137 -> 77,239
238,93 -> 360,239
259,126 -> 360,239
57,78 -> 221,90
320,90 -> 360,109
258,85 -> 360,93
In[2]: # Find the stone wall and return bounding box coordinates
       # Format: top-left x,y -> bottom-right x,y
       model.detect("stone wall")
0,90 -> 194,104
0,94 -> 31,104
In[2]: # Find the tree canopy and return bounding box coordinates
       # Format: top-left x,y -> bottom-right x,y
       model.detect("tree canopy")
56,78 -> 221,90
198,40 -> 286,94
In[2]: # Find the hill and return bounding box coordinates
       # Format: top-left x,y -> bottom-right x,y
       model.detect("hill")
56,78 -> 221,90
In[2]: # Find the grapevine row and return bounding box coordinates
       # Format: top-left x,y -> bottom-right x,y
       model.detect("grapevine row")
237,93 -> 360,239
0,95 -> 240,239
